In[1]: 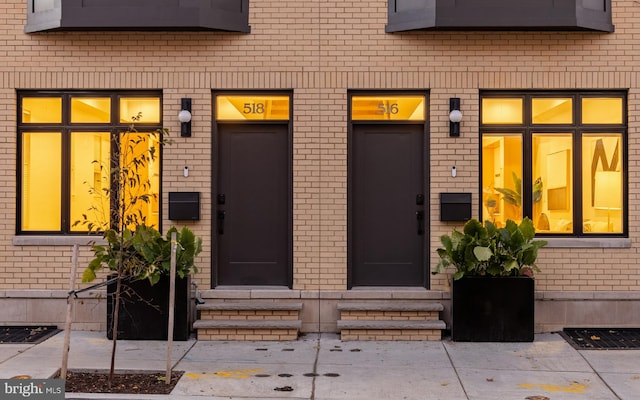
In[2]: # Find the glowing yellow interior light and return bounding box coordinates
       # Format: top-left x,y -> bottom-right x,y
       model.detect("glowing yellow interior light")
70,132 -> 111,232
532,98 -> 573,124
351,96 -> 425,121
22,132 -> 62,231
581,134 -> 623,233
71,98 -> 111,123
22,97 -> 62,123
481,134 -> 523,226
120,98 -> 161,123
532,134 -> 574,233
216,96 -> 290,121
482,98 -> 523,124
119,131 -> 160,229
582,98 -> 623,124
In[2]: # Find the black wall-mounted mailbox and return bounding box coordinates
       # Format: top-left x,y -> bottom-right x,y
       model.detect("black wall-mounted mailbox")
440,192 -> 472,222
169,192 -> 200,221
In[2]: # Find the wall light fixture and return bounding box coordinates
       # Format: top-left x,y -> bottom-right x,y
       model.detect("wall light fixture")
449,97 -> 462,137
178,98 -> 192,137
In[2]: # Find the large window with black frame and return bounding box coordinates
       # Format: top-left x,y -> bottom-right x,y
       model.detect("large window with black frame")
480,91 -> 626,236
18,91 -> 163,234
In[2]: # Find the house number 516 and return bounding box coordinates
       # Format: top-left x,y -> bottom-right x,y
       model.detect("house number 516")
377,103 -> 399,115
243,103 -> 265,114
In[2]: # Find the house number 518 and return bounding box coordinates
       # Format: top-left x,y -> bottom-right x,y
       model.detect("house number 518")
243,103 -> 265,114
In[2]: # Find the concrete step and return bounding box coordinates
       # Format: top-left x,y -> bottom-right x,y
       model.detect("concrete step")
337,301 -> 444,312
336,301 -> 446,341
337,319 -> 446,341
194,319 -> 302,341
194,319 -> 302,330
194,301 -> 303,341
337,320 -> 446,331
197,301 -> 303,311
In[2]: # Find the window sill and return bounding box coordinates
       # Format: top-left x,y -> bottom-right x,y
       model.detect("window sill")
13,236 -> 104,246
543,237 -> 631,248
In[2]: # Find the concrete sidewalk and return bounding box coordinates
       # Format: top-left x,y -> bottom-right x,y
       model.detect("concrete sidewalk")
1,331 -> 639,399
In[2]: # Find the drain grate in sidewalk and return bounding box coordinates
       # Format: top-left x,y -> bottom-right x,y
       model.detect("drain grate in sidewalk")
561,328 -> 640,350
0,326 -> 60,344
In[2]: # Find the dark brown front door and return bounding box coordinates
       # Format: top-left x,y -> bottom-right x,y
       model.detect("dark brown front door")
216,123 -> 290,286
350,124 -> 425,287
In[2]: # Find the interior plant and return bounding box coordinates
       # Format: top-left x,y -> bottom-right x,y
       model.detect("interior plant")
433,217 -> 547,280
493,173 -> 543,212
494,172 -> 523,209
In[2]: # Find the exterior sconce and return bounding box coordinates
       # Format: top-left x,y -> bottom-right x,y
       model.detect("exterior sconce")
178,98 -> 192,137
449,97 -> 462,137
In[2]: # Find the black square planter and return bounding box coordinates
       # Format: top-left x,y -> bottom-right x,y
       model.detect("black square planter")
107,275 -> 190,341
452,276 -> 534,342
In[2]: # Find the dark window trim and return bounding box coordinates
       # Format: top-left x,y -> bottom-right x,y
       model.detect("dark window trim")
17,90 -> 164,235
479,90 -> 628,238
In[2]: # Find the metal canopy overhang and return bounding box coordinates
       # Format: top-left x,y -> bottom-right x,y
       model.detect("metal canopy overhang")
386,0 -> 614,33
25,0 -> 251,33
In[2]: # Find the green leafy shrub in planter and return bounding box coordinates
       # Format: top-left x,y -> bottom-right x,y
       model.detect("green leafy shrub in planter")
82,225 -> 202,285
433,217 -> 547,280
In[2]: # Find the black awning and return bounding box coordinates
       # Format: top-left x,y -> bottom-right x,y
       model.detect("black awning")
26,0 -> 251,33
386,0 -> 614,33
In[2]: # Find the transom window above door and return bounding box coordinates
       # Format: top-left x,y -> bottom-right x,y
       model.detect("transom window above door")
480,91 -> 626,237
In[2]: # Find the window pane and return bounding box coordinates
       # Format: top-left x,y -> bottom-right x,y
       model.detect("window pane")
532,134 -> 573,233
119,97 -> 161,123
22,98 -> 62,123
118,131 -> 160,229
532,98 -> 573,124
482,134 -> 523,226
582,134 -> 623,233
582,98 -> 623,124
70,132 -> 111,232
482,98 -> 523,124
22,132 -> 61,231
71,98 -> 111,123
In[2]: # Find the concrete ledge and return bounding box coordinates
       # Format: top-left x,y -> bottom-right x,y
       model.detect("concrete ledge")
337,320 -> 446,331
544,238 -> 632,248
12,235 -> 104,246
303,290 -> 344,300
197,302 -> 303,311
3,290 -> 104,299
200,288 -> 302,299
342,289 -> 448,300
337,301 -> 444,312
250,290 -> 302,299
538,291 -> 640,300
193,320 -> 302,330
200,289 -> 449,300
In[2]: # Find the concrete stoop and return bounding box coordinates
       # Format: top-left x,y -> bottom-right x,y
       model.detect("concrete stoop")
337,301 -> 446,341
194,301 -> 303,340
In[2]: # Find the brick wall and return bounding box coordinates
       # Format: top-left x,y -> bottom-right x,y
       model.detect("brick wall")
0,0 -> 639,295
